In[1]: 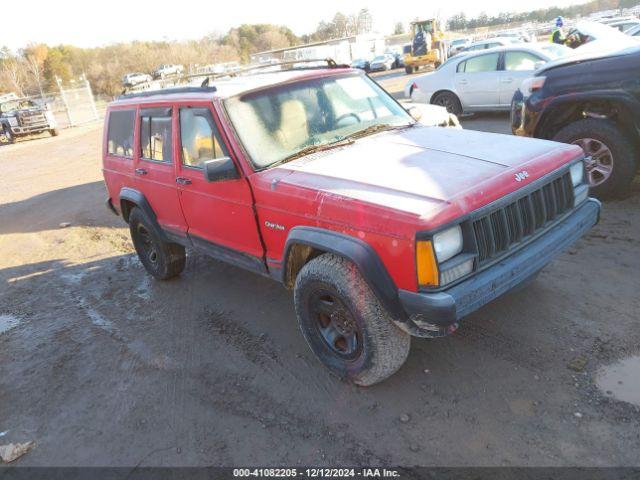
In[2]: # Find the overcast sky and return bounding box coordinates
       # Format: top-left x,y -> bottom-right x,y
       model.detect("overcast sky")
4,0 -> 587,50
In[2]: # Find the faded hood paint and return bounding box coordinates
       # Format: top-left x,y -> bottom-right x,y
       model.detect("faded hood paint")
253,126 -> 583,234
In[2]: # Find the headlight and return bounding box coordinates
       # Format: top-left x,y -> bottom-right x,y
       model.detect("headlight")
521,76 -> 546,96
8,117 -> 18,126
432,225 -> 463,263
570,161 -> 584,187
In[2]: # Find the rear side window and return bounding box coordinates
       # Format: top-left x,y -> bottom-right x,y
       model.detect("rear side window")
463,53 -> 499,73
140,107 -> 173,162
504,51 -> 542,71
179,108 -> 228,168
107,110 -> 135,157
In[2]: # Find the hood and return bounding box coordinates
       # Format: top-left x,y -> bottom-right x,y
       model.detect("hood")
539,42 -> 640,74
268,126 -> 582,228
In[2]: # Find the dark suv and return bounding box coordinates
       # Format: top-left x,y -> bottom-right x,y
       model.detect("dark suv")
511,46 -> 640,198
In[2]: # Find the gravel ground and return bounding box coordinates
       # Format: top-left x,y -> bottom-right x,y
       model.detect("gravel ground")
1,90 -> 639,467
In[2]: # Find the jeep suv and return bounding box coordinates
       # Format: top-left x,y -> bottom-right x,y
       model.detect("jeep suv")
0,95 -> 58,144
103,65 -> 600,385
511,45 -> 640,198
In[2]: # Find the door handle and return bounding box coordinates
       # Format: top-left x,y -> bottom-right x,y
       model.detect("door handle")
176,177 -> 192,185
501,77 -> 514,83
459,79 -> 468,84
135,168 -> 148,175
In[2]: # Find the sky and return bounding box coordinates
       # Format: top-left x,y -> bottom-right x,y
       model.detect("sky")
4,0 -> 587,50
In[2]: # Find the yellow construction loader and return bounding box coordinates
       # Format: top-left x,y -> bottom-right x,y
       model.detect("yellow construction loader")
403,19 -> 448,74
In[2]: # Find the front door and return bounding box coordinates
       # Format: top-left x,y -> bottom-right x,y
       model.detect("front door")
455,52 -> 501,109
174,103 -> 265,271
134,105 -> 187,236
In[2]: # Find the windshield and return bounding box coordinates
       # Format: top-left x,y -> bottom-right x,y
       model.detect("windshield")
224,73 -> 412,169
0,100 -> 37,113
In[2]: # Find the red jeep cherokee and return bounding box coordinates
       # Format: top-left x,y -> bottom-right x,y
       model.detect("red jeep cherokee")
103,65 -> 600,385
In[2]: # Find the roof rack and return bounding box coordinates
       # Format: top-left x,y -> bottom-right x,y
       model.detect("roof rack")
191,58 -> 350,87
118,59 -> 350,97
118,86 -> 217,100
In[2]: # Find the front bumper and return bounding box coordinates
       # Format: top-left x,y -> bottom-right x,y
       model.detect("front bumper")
12,124 -> 52,135
398,198 -> 600,336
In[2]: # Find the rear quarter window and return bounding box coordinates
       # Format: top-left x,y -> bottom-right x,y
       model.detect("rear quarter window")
107,110 -> 135,157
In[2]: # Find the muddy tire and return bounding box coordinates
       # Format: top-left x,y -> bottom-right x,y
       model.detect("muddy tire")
552,118 -> 637,199
432,91 -> 462,116
0,127 -> 14,145
129,207 -> 186,280
294,253 -> 410,386
49,128 -> 59,137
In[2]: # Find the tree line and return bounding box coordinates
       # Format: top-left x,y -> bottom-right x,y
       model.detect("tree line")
447,0 -> 640,30
0,9 -> 376,99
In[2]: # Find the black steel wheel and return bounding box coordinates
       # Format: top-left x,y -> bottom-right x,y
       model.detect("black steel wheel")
129,207 -> 186,280
294,253 -> 410,386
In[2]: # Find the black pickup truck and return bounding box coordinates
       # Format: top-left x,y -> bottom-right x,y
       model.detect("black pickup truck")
511,46 -> 640,198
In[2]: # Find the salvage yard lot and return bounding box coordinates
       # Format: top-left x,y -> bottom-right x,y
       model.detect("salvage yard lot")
1,78 -> 639,466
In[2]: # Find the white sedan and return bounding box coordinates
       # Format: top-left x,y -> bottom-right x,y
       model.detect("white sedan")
404,44 -> 572,115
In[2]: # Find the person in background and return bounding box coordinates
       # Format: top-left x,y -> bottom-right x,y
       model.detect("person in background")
551,16 -> 567,44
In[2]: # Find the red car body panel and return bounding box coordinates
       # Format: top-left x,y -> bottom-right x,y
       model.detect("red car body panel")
102,69 -> 585,295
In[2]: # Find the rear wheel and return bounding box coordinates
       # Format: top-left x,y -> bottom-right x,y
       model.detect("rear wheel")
405,66 -> 414,74
129,207 -> 186,280
552,118 -> 637,199
294,254 -> 410,386
432,91 -> 462,116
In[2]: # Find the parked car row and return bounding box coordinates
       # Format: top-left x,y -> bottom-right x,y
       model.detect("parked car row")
406,33 -> 640,198
350,52 -> 404,72
122,64 -> 185,87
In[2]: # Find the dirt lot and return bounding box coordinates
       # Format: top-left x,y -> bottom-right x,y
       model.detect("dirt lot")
1,83 -> 640,467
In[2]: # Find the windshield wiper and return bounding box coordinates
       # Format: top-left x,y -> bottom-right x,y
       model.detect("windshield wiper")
266,137 -> 355,169
345,122 -> 415,140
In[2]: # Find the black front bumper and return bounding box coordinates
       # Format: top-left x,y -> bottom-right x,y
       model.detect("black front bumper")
398,198 -> 600,336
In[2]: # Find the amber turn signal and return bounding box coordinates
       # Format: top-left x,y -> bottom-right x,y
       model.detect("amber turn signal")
416,240 -> 439,287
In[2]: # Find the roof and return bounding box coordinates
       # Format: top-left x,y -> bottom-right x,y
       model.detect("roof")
110,67 -> 355,106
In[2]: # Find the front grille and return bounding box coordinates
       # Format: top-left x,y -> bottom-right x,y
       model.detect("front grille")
473,172 -> 574,264
18,112 -> 47,127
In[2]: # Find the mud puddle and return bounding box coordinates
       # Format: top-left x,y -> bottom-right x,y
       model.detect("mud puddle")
597,356 -> 640,407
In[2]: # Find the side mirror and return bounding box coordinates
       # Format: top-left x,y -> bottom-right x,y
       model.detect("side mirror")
203,157 -> 239,183
407,106 -> 422,122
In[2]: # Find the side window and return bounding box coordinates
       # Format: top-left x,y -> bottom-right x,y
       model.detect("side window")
140,108 -> 172,162
504,51 -> 543,71
179,108 -> 228,169
457,60 -> 466,73
107,110 -> 135,157
463,53 -> 499,73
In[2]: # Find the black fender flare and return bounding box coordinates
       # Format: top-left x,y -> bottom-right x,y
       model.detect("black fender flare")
282,226 -> 407,320
119,187 -> 169,242
536,90 -> 640,138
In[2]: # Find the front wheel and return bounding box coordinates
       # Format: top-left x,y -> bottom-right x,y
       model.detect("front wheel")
552,118 -> 637,199
405,66 -> 414,74
0,128 -> 14,145
294,254 -> 410,386
129,207 -> 186,280
49,128 -> 59,137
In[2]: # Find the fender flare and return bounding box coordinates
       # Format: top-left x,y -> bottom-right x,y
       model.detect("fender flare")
119,187 -> 169,242
282,226 -> 407,320
536,90 -> 640,138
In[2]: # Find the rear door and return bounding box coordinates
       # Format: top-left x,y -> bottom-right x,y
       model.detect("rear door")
174,102 -> 265,269
499,50 -> 544,106
134,105 -> 188,237
454,52 -> 501,108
